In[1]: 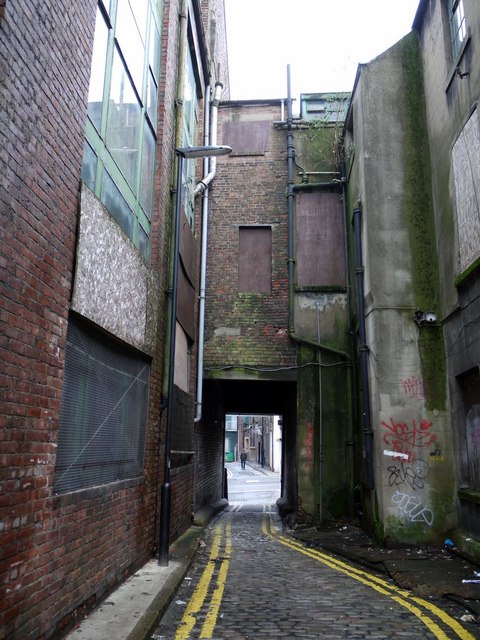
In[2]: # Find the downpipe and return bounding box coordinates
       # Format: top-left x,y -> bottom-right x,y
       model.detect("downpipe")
194,81 -> 223,423
352,205 -> 374,490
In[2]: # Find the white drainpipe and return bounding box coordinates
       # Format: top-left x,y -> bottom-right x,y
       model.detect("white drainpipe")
194,81 -> 223,422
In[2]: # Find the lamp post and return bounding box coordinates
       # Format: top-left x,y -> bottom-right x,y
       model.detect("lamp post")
158,144 -> 231,566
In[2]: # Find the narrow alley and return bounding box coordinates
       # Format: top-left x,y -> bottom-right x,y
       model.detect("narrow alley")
150,470 -> 479,640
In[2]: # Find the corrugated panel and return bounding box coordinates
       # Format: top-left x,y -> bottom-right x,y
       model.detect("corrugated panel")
296,191 -> 345,287
238,226 -> 271,293
54,315 -> 149,494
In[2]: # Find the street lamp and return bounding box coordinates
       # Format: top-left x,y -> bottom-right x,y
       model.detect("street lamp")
158,144 -> 232,566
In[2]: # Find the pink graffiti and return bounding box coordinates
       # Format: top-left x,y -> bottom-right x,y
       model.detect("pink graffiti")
382,417 -> 437,463
302,423 -> 314,471
401,376 -> 425,398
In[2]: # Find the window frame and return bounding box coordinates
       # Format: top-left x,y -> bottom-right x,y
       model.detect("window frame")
449,0 -> 467,59
81,0 -> 162,260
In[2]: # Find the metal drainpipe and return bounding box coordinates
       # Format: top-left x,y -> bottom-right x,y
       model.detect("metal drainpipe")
194,82 -> 223,422
352,205 -> 374,490
286,65 -> 296,334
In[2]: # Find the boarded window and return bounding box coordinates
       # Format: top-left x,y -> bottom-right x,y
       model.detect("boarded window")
296,191 -> 345,287
238,226 -> 272,293
223,121 -> 270,156
54,315 -> 149,493
452,109 -> 480,275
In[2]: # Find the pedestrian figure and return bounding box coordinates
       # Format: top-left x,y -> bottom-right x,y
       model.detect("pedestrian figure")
240,449 -> 247,469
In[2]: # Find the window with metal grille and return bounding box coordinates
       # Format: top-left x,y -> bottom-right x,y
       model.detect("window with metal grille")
54,315 -> 150,493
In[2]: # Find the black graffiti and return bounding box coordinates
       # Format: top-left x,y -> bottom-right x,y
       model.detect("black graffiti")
387,460 -> 428,490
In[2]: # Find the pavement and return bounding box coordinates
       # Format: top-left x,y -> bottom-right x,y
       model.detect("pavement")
292,521 -> 480,622
64,462 -> 480,639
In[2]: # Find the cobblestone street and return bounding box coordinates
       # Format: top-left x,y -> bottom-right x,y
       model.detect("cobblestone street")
151,505 -> 477,639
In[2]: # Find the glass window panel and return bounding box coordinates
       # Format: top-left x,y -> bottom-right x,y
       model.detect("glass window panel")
129,0 -> 148,43
140,122 -> 155,219
149,18 -> 161,81
115,0 -> 145,96
183,53 -> 197,144
138,223 -> 149,261
87,6 -> 109,131
101,169 -> 134,238
106,47 -> 142,189
81,141 -> 97,191
146,68 -> 158,129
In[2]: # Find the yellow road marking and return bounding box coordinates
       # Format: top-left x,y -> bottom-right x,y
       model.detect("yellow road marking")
200,521 -> 232,638
175,510 -> 237,640
263,510 -> 474,640
174,524 -> 222,640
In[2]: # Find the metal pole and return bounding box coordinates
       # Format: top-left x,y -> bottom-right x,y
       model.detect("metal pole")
158,152 -> 184,566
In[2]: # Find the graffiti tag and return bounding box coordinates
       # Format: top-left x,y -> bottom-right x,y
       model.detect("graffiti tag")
382,417 -> 437,462
387,460 -> 428,490
401,376 -> 425,398
392,490 -> 433,526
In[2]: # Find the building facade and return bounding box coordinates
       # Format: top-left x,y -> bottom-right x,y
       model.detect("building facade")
346,0 -> 480,552
0,0 -> 229,637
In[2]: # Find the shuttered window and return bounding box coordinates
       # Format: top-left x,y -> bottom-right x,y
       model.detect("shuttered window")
54,315 -> 149,493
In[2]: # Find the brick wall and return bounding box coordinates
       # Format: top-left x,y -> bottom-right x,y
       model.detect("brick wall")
205,103 -> 298,370
0,0 -> 231,635
0,1 -> 163,637
0,1 -> 99,637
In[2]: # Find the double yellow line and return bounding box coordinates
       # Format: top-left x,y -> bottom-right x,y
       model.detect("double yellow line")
262,507 -> 475,640
174,512 -> 234,639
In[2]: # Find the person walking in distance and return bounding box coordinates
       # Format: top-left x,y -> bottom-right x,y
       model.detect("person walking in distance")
240,449 -> 247,470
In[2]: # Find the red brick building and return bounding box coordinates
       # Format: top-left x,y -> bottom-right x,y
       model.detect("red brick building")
0,0 -> 229,637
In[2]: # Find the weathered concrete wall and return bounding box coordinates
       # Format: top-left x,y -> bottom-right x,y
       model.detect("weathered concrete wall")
416,0 -> 480,556
347,34 -> 455,544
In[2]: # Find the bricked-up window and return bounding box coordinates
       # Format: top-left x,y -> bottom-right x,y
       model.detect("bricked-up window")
54,315 -> 149,493
81,0 -> 161,260
238,226 -> 272,293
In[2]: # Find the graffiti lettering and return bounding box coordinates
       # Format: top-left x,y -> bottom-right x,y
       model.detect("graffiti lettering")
387,460 -> 428,490
382,417 -> 437,462
392,491 -> 433,526
401,376 -> 425,398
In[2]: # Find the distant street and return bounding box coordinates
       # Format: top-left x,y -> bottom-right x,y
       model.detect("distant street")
225,461 -> 280,506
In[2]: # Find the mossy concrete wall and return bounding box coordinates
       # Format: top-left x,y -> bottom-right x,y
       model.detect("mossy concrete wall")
417,0 -> 480,555
346,34 -> 456,544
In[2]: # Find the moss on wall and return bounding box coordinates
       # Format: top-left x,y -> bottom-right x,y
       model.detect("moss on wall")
401,34 -> 446,411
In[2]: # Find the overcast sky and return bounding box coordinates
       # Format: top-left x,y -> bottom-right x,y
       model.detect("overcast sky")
224,0 -> 420,107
